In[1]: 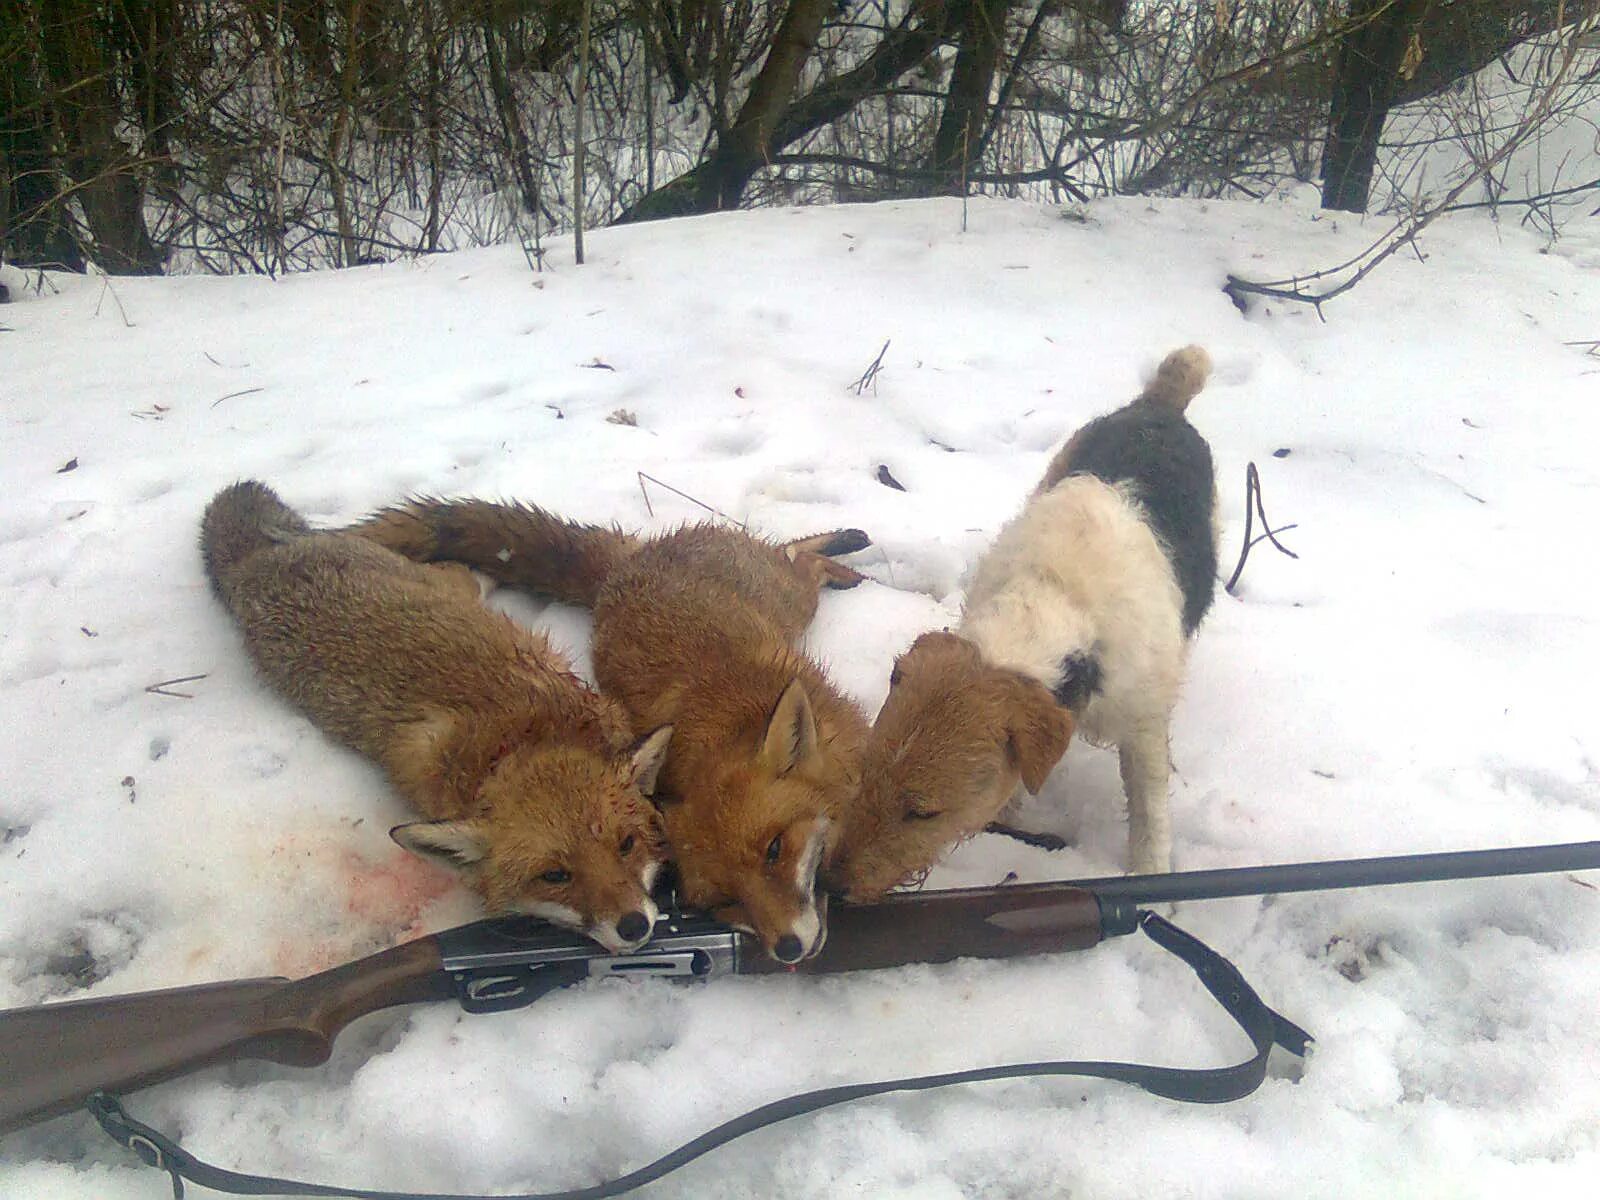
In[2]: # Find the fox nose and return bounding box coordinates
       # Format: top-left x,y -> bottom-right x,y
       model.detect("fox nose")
617,910 -> 652,945
773,934 -> 804,963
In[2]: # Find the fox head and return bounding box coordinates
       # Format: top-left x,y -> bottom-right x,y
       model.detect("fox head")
663,681 -> 836,964
825,632 -> 1072,902
392,726 -> 674,952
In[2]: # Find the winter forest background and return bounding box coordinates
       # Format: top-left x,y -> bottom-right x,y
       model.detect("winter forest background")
5,1 -> 1600,279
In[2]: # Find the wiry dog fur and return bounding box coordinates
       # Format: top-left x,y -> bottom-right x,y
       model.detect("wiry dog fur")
201,482 -> 673,952
841,347 -> 1217,895
351,501 -> 872,963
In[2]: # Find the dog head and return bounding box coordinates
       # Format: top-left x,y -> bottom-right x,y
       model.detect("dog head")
392,726 -> 673,952
825,632 -> 1073,902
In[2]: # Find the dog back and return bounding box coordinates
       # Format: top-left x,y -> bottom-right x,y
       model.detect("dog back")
1050,402 -> 1216,634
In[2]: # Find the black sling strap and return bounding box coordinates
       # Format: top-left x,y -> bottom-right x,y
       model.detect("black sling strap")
87,911 -> 1311,1200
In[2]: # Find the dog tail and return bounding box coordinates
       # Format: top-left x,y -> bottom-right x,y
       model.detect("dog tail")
200,480 -> 311,601
1138,345 -> 1212,412
347,498 -> 639,608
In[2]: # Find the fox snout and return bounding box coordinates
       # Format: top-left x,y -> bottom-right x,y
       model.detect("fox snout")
737,818 -> 831,963
588,893 -> 659,953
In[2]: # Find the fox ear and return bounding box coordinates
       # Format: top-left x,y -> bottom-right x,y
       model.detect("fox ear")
628,725 -> 674,796
763,680 -> 819,777
1000,676 -> 1073,795
391,820 -> 488,870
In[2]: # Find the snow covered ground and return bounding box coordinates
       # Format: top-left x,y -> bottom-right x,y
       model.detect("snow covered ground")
3,190 -> 1600,1198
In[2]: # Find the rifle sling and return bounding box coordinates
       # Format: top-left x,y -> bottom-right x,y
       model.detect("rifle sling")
85,911 -> 1311,1200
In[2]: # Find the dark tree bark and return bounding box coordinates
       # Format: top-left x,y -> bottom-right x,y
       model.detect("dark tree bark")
0,0 -> 85,269
928,0 -> 1012,194
37,0 -> 164,272
1393,0 -> 1592,106
617,0 -> 835,222
116,0 -> 179,167
618,1 -> 978,223
1321,0 -> 1432,214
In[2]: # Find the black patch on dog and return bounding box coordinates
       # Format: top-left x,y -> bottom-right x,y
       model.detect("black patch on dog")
1051,651 -> 1103,711
1058,400 -> 1217,634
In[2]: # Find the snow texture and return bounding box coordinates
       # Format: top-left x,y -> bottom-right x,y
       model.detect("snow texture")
3,190 -> 1600,1199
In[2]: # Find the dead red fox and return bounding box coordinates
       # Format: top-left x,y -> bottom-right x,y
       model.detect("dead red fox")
201,482 -> 673,952
351,500 -> 870,963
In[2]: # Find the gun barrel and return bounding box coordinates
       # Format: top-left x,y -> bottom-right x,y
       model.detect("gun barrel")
1060,840 -> 1600,905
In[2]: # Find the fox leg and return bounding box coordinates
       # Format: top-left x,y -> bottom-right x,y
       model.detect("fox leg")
782,528 -> 872,592
421,561 -> 494,604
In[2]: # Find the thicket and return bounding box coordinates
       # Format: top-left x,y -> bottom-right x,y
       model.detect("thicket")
3,1 -> 1596,276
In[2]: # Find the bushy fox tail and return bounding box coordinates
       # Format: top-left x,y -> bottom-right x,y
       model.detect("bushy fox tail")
348,498 -> 639,607
1137,345 -> 1212,412
200,480 -> 311,602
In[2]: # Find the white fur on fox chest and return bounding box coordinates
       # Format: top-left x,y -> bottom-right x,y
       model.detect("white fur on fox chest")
959,475 -> 1187,746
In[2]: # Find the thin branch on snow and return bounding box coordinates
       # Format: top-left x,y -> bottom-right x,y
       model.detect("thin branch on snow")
144,674 -> 207,700
1225,462 -> 1299,596
636,472 -> 745,527
850,340 -> 891,395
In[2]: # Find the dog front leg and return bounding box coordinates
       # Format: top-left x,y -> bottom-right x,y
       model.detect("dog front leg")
1119,730 -> 1172,875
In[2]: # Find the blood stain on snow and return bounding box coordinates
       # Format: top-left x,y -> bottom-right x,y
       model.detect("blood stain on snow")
339,847 -> 458,935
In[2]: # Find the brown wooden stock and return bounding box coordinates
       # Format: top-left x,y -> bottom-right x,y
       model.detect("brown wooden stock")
746,885 -> 1106,976
0,936 -> 453,1135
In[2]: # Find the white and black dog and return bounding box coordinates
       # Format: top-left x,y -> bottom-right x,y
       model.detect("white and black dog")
863,347 -> 1216,881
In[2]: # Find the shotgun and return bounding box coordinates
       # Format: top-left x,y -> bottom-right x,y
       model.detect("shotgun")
3,844 -> 1600,1200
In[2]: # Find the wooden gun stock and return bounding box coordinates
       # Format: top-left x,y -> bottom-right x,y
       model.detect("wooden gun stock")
0,938 -> 451,1135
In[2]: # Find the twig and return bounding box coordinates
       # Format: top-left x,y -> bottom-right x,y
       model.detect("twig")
636,472 -> 745,527
94,276 -> 134,328
1225,462 -> 1299,595
144,673 -> 207,699
211,386 -> 264,409
203,351 -> 249,368
1564,339 -> 1600,358
850,340 -> 891,396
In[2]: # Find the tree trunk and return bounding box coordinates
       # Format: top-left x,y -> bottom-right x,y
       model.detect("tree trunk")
1321,0 -> 1431,214
928,0 -> 1011,195
38,0 -> 164,273
616,0 -> 834,222
1394,1 -> 1587,107
0,0 -> 85,270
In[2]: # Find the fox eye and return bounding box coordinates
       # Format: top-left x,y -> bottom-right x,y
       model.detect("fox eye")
889,666 -> 903,687
619,834 -> 636,855
765,834 -> 783,865
540,867 -> 572,885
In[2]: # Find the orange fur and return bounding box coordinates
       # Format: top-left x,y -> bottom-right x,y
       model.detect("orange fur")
353,503 -> 871,962
202,482 -> 673,952
826,631 -> 1072,901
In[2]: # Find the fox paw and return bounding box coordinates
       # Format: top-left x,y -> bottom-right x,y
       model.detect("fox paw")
985,822 -> 1068,852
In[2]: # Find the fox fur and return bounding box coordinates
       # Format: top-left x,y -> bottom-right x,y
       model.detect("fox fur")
201,481 -> 673,952
351,501 -> 872,963
842,347 -> 1216,895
